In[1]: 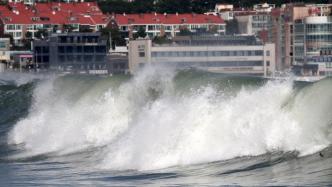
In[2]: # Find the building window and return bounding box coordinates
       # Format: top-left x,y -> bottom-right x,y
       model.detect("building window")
59,55 -> 65,62
66,46 -> 73,53
67,55 -> 74,62
96,46 -> 106,53
148,25 -> 155,31
266,50 -> 270,56
35,46 -> 42,53
58,46 -> 65,53
139,52 -> 145,57
42,47 -> 49,53
95,55 -> 105,62
84,55 -> 93,62
15,32 -> 22,37
36,56 -> 42,63
0,42 -> 5,48
76,46 -> 82,53
255,50 -> 263,56
266,61 -> 270,66
43,56 -> 49,63
6,25 -> 15,30
84,46 -> 94,53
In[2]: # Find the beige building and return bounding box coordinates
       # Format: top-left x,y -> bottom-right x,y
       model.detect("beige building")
0,38 -> 10,71
128,36 -> 275,77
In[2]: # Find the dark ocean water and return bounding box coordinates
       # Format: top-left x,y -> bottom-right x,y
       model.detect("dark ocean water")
0,69 -> 331,186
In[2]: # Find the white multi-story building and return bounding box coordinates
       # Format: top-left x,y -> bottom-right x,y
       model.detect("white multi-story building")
0,2 -> 109,44
114,13 -> 226,38
236,12 -> 273,35
235,3 -> 275,36
128,36 -> 275,76
215,4 -> 234,21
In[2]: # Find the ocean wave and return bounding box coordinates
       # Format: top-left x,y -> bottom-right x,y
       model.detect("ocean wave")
5,67 -> 332,170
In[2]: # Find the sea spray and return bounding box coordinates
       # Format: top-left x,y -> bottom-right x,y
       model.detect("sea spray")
6,67 -> 332,170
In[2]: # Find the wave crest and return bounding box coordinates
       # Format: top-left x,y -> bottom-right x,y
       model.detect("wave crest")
7,68 -> 332,170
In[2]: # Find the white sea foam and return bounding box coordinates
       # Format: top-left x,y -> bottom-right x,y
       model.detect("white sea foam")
8,67 -> 332,170
0,71 -> 53,86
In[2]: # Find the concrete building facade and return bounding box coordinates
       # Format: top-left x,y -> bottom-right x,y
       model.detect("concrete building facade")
129,36 -> 275,76
274,3 -> 332,75
33,32 -> 110,74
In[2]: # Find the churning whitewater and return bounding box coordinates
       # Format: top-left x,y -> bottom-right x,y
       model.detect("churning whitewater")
6,67 -> 332,171
1,68 -> 332,186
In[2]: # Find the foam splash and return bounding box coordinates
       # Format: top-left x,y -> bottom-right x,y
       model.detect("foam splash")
8,67 -> 332,170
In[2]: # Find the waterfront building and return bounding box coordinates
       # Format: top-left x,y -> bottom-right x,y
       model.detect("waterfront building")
128,35 -> 275,76
0,38 -> 10,63
235,12 -> 273,36
113,13 -> 226,39
33,32 -> 110,74
234,3 -> 275,37
11,51 -> 33,71
0,2 -> 109,45
274,3 -> 332,76
0,38 -> 10,72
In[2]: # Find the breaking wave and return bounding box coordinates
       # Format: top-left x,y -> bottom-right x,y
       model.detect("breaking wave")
5,67 -> 332,170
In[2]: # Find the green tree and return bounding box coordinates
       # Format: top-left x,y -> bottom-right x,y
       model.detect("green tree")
134,26 -> 147,39
178,28 -> 192,36
153,35 -> 171,44
100,27 -> 126,49
25,31 -> 32,39
79,25 -> 93,33
132,0 -> 155,13
63,24 -> 75,33
155,0 -> 192,13
35,29 -> 48,39
98,0 -> 133,14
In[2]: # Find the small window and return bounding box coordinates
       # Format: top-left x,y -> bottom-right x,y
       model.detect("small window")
139,52 -> 145,57
43,56 -> 49,63
84,55 -> 94,62
266,50 -> 270,56
76,46 -> 82,53
35,46 -> 42,53
66,46 -> 73,53
266,61 -> 270,66
58,46 -> 65,53
42,46 -> 49,53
